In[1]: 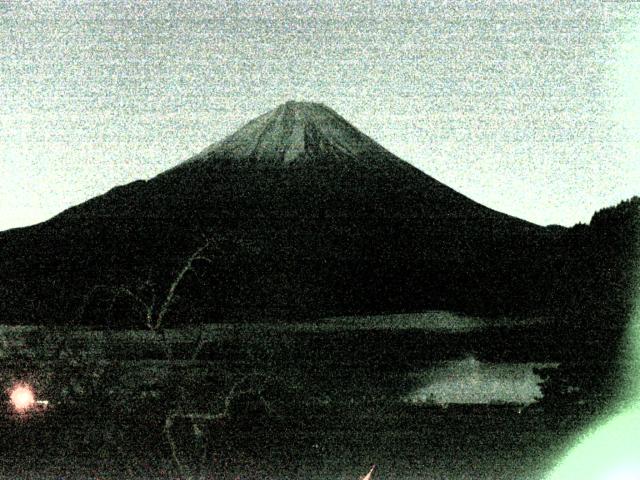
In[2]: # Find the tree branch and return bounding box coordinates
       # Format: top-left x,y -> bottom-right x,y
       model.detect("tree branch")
78,284 -> 151,324
153,238 -> 213,331
163,372 -> 274,479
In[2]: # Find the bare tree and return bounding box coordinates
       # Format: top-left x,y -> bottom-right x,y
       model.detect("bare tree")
79,236 -> 214,332
76,236 -> 273,479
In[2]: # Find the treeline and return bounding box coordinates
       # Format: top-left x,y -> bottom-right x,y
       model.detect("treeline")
534,196 -> 639,409
548,196 -> 639,335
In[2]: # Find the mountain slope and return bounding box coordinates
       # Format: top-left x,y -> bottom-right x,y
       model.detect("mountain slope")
1,101 -> 557,326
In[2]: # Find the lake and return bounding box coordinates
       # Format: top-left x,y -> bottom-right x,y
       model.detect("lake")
0,312 -> 604,479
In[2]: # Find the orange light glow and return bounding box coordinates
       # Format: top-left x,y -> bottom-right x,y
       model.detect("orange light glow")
9,384 -> 36,413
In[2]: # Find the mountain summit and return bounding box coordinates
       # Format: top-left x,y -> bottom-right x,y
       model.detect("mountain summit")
181,101 -> 406,169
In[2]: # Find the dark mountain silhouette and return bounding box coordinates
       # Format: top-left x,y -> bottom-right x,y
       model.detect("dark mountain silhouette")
0,102 -> 636,328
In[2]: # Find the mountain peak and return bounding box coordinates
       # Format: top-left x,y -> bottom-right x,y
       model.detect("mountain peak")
267,100 -> 336,120
280,99 -> 329,111
183,101 -> 405,169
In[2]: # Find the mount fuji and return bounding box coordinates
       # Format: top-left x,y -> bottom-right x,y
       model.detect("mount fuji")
0,101 -> 562,326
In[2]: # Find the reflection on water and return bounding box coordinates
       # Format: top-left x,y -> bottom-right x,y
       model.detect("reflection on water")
405,356 -> 555,406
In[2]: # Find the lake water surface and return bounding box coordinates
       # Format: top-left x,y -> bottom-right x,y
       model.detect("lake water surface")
0,312 -> 593,479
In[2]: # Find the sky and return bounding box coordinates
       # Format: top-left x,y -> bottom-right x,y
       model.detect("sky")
1,0 -> 639,231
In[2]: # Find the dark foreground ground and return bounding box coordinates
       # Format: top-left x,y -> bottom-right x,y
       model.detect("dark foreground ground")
0,401 -> 605,480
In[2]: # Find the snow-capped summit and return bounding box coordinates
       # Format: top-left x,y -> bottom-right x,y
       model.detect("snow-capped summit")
182,101 -> 406,169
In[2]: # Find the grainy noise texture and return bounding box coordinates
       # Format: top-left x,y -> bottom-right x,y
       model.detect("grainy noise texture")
0,2 -> 639,480
1,0 -> 639,230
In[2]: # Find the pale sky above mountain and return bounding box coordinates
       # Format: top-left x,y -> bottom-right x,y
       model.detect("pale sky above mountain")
1,0 -> 639,230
